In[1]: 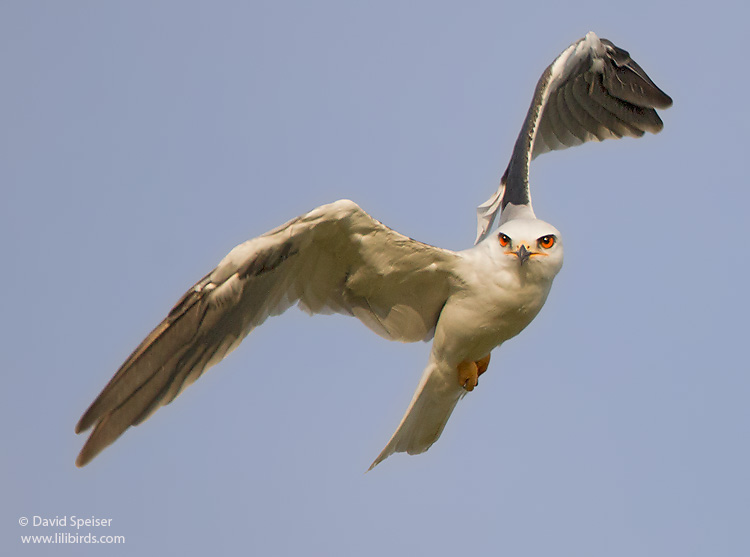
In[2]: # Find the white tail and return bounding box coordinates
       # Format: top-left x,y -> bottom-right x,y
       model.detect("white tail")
369,355 -> 466,470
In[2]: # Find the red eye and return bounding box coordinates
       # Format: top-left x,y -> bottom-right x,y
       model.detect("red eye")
498,233 -> 510,247
538,235 -> 556,249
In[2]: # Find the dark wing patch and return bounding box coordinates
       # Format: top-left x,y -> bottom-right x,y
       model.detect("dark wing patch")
239,240 -> 299,279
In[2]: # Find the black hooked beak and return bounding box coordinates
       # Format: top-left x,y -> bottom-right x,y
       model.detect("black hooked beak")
515,244 -> 531,264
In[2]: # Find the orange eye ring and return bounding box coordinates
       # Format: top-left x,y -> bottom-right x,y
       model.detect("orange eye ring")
498,233 -> 511,247
538,235 -> 556,249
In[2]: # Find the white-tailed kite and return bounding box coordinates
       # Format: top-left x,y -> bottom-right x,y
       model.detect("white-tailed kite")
75,32 -> 671,469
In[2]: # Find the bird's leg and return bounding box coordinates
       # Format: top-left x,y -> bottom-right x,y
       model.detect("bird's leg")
458,360 -> 479,391
476,353 -> 491,377
458,354 -> 492,392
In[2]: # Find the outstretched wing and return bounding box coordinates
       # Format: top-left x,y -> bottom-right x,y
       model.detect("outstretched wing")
75,199 -> 459,466
477,31 -> 672,241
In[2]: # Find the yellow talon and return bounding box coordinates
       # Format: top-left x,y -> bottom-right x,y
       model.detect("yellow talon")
458,360 -> 479,391
457,354 -> 492,391
476,353 -> 491,377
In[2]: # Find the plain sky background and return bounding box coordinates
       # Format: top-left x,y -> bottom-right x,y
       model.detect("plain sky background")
3,1 -> 749,555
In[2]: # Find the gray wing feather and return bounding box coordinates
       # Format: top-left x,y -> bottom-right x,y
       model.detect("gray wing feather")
75,200 -> 458,466
476,32 -> 672,242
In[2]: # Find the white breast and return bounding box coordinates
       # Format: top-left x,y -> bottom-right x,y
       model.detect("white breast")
432,244 -> 557,365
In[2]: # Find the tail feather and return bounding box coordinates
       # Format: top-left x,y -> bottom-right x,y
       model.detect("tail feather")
369,356 -> 465,470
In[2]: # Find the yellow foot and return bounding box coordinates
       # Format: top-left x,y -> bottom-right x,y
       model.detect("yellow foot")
476,353 -> 491,377
457,354 -> 492,391
458,361 -> 479,391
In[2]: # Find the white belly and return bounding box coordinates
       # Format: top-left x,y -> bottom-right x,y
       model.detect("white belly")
432,273 -> 552,365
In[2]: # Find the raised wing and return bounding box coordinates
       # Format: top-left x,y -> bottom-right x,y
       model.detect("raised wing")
477,32 -> 672,241
75,199 -> 459,466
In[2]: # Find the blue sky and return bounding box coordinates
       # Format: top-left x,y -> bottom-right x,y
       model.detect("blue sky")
3,1 -> 749,555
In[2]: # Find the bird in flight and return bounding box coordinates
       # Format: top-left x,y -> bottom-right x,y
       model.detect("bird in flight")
75,32 -> 671,469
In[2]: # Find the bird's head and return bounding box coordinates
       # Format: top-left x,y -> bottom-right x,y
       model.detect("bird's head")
493,218 -> 564,279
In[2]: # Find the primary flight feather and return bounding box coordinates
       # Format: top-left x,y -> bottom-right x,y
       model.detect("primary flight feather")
75,32 -> 671,469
